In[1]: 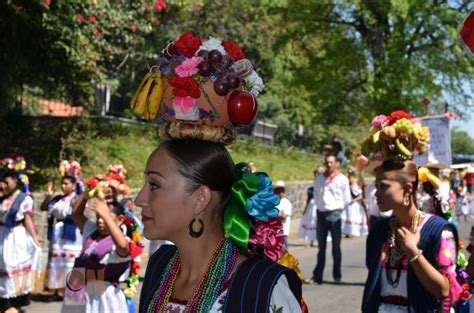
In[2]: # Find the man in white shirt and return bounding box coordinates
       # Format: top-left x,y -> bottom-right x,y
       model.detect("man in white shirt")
274,181 -> 292,249
310,155 -> 351,284
365,181 -> 392,229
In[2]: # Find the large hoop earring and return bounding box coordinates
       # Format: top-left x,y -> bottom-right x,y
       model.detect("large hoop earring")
403,195 -> 410,206
188,217 -> 204,238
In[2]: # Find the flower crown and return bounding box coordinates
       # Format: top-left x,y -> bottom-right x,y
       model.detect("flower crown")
131,32 -> 263,144
0,153 -> 26,172
361,110 -> 430,163
85,164 -> 130,200
59,160 -> 81,177
0,154 -> 30,194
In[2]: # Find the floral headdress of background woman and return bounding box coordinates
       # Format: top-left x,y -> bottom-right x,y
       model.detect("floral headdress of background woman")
59,159 -> 84,194
0,153 -> 30,194
85,165 -> 144,304
361,109 -> 471,308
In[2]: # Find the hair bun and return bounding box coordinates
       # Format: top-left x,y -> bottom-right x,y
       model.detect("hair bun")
159,121 -> 237,145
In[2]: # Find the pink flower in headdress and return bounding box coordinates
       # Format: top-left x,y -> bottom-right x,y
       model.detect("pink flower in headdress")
175,56 -> 203,77
371,115 -> 388,129
249,218 -> 285,262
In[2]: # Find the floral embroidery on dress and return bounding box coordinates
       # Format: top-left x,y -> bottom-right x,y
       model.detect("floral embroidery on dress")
434,230 -> 462,304
271,304 -> 284,313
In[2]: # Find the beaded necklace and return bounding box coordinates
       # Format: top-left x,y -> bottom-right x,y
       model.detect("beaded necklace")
147,237 -> 237,312
385,210 -> 423,287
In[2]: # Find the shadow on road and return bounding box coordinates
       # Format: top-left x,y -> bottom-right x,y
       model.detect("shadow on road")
322,281 -> 365,286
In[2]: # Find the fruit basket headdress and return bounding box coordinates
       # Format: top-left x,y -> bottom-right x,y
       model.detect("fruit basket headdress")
361,110 -> 430,166
130,32 -> 263,144
130,32 -> 302,279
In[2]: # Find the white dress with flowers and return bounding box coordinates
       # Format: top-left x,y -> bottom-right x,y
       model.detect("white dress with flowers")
46,193 -> 83,289
0,191 -> 42,303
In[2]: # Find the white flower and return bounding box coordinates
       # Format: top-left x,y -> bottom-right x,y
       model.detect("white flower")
246,71 -> 265,96
197,36 -> 227,55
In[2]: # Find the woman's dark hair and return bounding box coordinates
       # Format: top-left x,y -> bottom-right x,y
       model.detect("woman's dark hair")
3,171 -> 19,183
107,199 -> 125,216
3,172 -> 21,191
62,174 -> 77,185
161,139 -> 237,211
376,160 -> 419,205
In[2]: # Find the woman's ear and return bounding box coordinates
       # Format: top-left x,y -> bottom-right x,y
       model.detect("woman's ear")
193,185 -> 212,215
404,182 -> 414,195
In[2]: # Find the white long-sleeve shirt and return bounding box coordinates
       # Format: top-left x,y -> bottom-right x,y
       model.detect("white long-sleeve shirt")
314,172 -> 351,212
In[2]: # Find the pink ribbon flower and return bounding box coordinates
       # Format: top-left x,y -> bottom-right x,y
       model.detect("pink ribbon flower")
249,218 -> 285,262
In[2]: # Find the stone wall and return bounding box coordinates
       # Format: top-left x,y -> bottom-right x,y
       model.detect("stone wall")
32,181 -> 313,249
283,181 -> 313,218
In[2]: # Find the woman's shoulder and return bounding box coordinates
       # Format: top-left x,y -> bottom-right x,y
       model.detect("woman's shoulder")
229,257 -> 301,297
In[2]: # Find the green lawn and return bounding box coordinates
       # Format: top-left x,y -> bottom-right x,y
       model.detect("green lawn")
29,122 -> 318,190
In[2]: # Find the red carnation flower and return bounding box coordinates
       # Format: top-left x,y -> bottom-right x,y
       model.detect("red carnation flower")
89,15 -> 97,24
131,261 -> 141,275
174,32 -> 202,58
128,242 -> 144,259
108,173 -> 125,184
387,110 -> 412,125
222,40 -> 245,61
169,75 -> 201,99
86,178 -> 99,189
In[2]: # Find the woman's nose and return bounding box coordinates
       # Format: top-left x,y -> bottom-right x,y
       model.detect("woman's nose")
134,185 -> 147,208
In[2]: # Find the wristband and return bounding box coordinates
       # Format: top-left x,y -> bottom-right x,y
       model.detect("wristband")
409,250 -> 423,263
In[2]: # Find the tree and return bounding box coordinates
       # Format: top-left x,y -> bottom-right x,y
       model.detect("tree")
451,128 -> 474,154
270,0 -> 474,124
0,0 -> 196,112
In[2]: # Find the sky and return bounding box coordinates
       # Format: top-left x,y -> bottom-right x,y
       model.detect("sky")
453,108 -> 474,137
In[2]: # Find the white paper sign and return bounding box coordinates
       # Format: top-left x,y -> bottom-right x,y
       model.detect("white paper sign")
413,115 -> 452,167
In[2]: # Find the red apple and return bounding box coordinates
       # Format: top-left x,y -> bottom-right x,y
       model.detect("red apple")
227,90 -> 258,126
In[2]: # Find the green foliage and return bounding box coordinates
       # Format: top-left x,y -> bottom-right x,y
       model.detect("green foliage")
229,138 -> 318,182
451,128 -> 474,155
2,0 -> 472,156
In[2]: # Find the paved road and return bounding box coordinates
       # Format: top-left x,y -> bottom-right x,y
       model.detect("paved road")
26,218 -> 472,312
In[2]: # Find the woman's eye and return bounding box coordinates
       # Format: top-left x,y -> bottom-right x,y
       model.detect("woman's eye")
149,182 -> 161,190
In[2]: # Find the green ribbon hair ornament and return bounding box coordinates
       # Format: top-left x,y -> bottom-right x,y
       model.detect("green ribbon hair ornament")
223,173 -> 260,253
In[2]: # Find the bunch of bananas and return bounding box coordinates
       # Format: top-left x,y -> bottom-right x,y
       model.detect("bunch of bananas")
130,70 -> 164,121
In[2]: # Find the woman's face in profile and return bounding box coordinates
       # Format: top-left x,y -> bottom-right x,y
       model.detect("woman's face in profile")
374,170 -> 405,212
135,145 -> 194,240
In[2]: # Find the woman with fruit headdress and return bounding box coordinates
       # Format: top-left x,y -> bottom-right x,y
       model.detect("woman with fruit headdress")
361,110 -> 466,312
62,168 -> 144,313
40,160 -> 84,301
133,32 -> 305,313
0,154 -> 41,313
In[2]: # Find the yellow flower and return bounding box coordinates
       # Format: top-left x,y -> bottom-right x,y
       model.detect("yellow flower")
123,286 -> 136,298
443,248 -> 453,259
277,252 -> 303,280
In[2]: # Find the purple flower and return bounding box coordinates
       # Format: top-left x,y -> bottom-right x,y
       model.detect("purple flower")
164,106 -> 175,117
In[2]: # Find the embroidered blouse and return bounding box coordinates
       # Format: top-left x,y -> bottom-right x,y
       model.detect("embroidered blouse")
164,275 -> 301,313
380,214 -> 461,310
